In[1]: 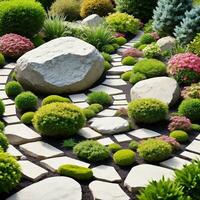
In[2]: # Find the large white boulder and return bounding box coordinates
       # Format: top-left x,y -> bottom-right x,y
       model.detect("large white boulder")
156,36 -> 176,51
81,14 -> 104,27
130,77 -> 180,106
16,37 -> 104,94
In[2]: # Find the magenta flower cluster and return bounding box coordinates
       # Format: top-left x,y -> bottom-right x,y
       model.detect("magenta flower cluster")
168,116 -> 192,132
168,53 -> 200,75
150,32 -> 160,40
122,48 -> 144,58
158,135 -> 180,150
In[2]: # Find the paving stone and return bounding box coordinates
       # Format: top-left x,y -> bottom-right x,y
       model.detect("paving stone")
0,68 -> 12,75
18,160 -> 48,181
20,141 -> 64,159
102,79 -> 127,86
196,134 -> 200,140
69,93 -> 87,102
114,134 -> 132,142
7,145 -> 23,159
97,109 -> 116,117
106,75 -> 120,79
2,99 -> 15,105
92,165 -> 121,182
111,54 -> 122,59
78,127 -> 102,139
109,105 -> 127,110
40,156 -> 90,172
186,140 -> 200,154
124,164 -> 174,191
90,85 -> 123,95
180,151 -> 200,160
0,84 -> 5,90
113,100 -> 128,105
89,180 -> 130,200
97,137 -> 115,145
7,176 -> 82,200
0,91 -> 8,99
3,105 -> 16,116
90,117 -> 129,134
74,102 -> 89,108
111,62 -> 122,67
3,115 -> 20,124
4,63 -> 16,69
160,157 -> 191,170
0,76 -> 8,84
108,66 -> 132,75
4,124 -> 41,145
113,94 -> 126,100
128,128 -> 161,139
112,58 -> 122,62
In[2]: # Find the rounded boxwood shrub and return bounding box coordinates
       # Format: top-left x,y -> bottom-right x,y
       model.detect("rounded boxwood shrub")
0,99 -> 5,116
0,132 -> 8,151
87,91 -> 113,107
20,112 -> 35,125
121,56 -> 137,66
87,104 -> 103,113
0,121 -> 5,131
15,92 -> 38,111
178,99 -> 200,122
0,0 -> 46,37
137,138 -> 172,162
58,164 -> 93,181
80,0 -> 113,18
113,149 -> 135,166
104,61 -> 112,71
108,143 -> 122,153
5,81 -> 23,97
83,108 -> 96,119
33,102 -> 86,137
140,33 -> 156,44
101,44 -> 115,54
121,71 -> 132,81
169,130 -> 189,143
101,52 -> 112,62
128,140 -> 139,150
73,140 -> 110,162
128,98 -> 168,124
115,37 -> 127,46
0,53 -> 5,66
129,72 -> 146,85
112,43 -> 120,50
0,152 -> 22,193
42,95 -> 71,106
133,59 -> 167,78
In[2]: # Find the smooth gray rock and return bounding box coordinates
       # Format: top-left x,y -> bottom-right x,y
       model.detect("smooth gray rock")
81,14 -> 104,27
16,37 -> 104,94
156,36 -> 176,51
130,77 -> 180,106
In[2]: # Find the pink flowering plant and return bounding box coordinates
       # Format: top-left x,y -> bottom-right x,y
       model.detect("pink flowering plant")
122,48 -> 144,58
158,135 -> 180,150
150,32 -> 160,40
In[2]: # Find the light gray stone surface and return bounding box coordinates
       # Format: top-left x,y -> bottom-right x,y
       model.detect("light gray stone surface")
3,116 -> 20,124
180,151 -> 200,160
90,85 -> 123,95
3,105 -> 16,116
97,137 -> 114,145
7,145 -> 23,159
74,102 -> 89,109
157,36 -> 176,51
16,37 -> 104,94
102,79 -> 127,86
81,14 -> 104,26
130,77 -> 180,106
97,109 -> 116,117
128,128 -> 160,139
108,66 -> 132,74
114,134 -> 132,142
69,93 -> 87,102
78,127 -> 102,139
186,140 -> 200,154
7,177 -> 82,200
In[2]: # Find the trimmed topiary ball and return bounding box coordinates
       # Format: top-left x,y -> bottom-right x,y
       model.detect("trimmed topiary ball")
178,99 -> 200,122
20,112 -> 35,125
121,56 -> 137,65
128,98 -> 168,124
5,81 -> 23,97
138,138 -> 172,162
33,102 -> 86,138
80,0 -> 113,18
129,72 -> 146,85
87,104 -> 103,113
169,130 -> 189,143
108,143 -> 122,153
83,108 -> 96,120
101,52 -> 112,62
140,33 -> 156,44
0,152 -> 22,193
15,92 -> 38,111
0,132 -> 8,151
115,37 -> 127,46
101,44 -> 115,54
0,121 -> 5,131
121,71 -> 132,81
42,95 -> 71,106
0,53 -> 5,66
128,140 -> 139,150
113,149 -> 135,166
58,164 -> 93,181
0,0 -> 46,37
87,91 -> 113,107
73,140 -> 110,162
0,99 -> 5,116
104,61 -> 112,71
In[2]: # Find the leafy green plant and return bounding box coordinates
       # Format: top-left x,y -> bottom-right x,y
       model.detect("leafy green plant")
83,108 -> 96,119
0,99 -> 5,116
87,103 -> 103,113
169,130 -> 189,143
121,56 -> 137,65
129,72 -> 146,84
0,132 -> 9,151
143,44 -> 161,58
128,140 -> 139,150
21,112 -> 35,125
115,37 -> 127,46
0,53 -> 5,66
188,33 -> 200,56
108,143 -> 122,153
121,71 -> 132,81
5,81 -> 23,97
101,52 -> 112,62
140,33 -> 156,44
62,138 -> 77,149
0,121 -> 5,131
42,95 -> 71,106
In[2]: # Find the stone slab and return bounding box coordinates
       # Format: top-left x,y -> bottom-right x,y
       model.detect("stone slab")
186,140 -> 200,154
180,151 -> 200,160
128,128 -> 161,139
78,127 -> 102,139
102,79 -> 127,86
97,137 -> 114,146
114,134 -> 132,142
90,85 -> 123,95
69,93 -> 87,102
97,109 -> 116,117
7,145 -> 23,159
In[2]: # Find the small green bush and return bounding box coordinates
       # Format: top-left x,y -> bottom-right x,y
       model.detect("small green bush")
80,0 -> 113,18
143,44 -> 161,58
62,138 -> 77,149
129,72 -> 146,84
188,33 -> 200,56
58,164 -> 93,181
0,152 -> 22,193
133,59 -> 166,78
20,112 -> 35,125
0,53 -> 5,66
0,132 -> 8,151
104,61 -> 112,71
191,123 -> 200,131
42,95 -> 71,106
140,33 -> 156,44
0,0 -> 46,37
31,35 -> 45,47
122,56 -> 137,65
138,138 -> 172,162
169,130 -> 189,143
113,149 -> 135,166
101,44 -> 115,54
5,81 -> 23,97
83,108 -> 96,119
121,71 -> 132,81
115,37 -> 127,45
87,104 -> 103,113
0,121 -> 5,131
101,52 -> 112,62
108,143 -> 122,153
15,92 -> 38,111
112,43 -> 120,50
178,99 -> 200,122
87,91 -> 113,107
33,102 -> 86,137
128,140 -> 139,150
73,140 -> 110,162
0,99 -> 5,116
106,12 -> 140,34
128,98 -> 168,124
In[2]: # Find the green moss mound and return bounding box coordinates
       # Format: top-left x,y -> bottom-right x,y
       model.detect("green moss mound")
122,56 -> 137,65
42,95 -> 71,106
0,132 -> 8,151
170,130 -> 189,143
0,99 -> 5,116
108,143 -> 122,153
21,112 -> 35,125
5,81 -> 23,97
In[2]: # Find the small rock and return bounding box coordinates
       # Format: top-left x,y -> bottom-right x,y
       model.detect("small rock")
81,14 -> 104,27
157,36 -> 176,51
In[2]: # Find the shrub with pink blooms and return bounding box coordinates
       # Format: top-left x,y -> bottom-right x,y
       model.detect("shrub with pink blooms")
168,53 -> 200,85
158,135 -> 180,150
0,33 -> 34,59
168,116 -> 192,132
122,48 -> 144,58
150,32 -> 160,40
181,83 -> 200,99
